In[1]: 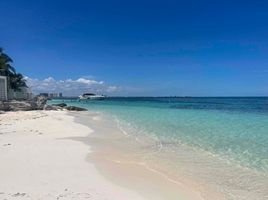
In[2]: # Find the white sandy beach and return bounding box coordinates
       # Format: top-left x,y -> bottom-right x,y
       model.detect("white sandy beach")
1,110 -> 267,200
0,111 -> 147,200
0,110 -> 204,200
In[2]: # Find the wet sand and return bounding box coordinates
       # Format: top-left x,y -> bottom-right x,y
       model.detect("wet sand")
72,111 -> 268,200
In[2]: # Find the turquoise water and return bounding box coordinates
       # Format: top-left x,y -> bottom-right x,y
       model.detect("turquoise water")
50,97 -> 268,174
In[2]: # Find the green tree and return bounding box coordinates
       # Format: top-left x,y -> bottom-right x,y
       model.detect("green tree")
0,48 -> 27,91
0,47 -> 16,76
9,73 -> 28,91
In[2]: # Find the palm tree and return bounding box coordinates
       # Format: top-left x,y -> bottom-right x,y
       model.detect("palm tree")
0,48 -> 16,76
9,73 -> 27,91
0,48 -> 27,91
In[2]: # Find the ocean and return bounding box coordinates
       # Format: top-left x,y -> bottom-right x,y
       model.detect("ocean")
50,97 -> 268,175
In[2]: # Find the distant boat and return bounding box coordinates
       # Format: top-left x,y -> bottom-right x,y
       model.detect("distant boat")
78,93 -> 106,100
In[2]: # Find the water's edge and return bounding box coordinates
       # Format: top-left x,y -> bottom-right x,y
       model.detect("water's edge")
49,97 -> 268,175
69,110 -> 268,200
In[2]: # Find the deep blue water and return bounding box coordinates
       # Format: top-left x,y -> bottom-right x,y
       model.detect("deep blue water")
50,97 -> 268,174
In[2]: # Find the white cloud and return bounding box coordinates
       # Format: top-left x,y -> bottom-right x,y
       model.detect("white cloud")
76,78 -> 104,85
25,76 -> 120,96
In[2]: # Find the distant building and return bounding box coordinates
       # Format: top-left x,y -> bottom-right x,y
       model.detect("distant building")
39,92 -> 63,98
49,93 -> 59,98
0,76 -> 8,101
40,93 -> 49,97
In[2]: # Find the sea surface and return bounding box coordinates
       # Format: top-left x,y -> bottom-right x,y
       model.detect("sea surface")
50,97 -> 268,175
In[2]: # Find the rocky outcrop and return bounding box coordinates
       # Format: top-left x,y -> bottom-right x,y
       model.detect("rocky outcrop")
0,101 -> 9,111
34,96 -> 48,109
0,97 -> 87,112
0,96 -> 48,112
9,101 -> 35,111
43,105 -> 63,111
65,106 -> 87,111
0,100 -> 38,111
44,105 -> 86,111
52,103 -> 67,108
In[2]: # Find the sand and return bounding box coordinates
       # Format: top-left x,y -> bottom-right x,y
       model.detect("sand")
0,111 -> 147,200
0,110 -> 212,200
1,109 -> 267,200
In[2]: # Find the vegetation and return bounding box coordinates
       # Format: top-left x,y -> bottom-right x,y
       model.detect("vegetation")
0,48 -> 27,91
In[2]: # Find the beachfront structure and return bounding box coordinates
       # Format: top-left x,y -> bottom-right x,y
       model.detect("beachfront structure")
0,75 -> 33,101
0,48 -> 31,100
0,76 -> 8,101
8,87 -> 33,100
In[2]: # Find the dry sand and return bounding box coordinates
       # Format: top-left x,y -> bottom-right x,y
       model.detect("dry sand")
0,110 -> 207,200
0,111 -> 147,200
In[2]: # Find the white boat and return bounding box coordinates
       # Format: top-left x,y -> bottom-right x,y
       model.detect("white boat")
78,93 -> 106,100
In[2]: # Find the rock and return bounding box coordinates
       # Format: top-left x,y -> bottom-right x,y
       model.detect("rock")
0,97 -> 47,112
65,106 -> 87,111
8,100 -> 34,111
33,96 -> 48,110
52,103 -> 67,107
0,111 -> 5,114
43,105 -> 62,111
0,101 -> 10,111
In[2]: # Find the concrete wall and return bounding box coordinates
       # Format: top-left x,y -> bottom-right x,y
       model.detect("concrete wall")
0,76 -> 8,101
8,87 -> 34,100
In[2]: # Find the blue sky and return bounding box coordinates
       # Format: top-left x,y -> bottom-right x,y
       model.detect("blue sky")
1,0 -> 268,96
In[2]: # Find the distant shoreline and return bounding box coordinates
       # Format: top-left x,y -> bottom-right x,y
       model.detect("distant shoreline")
51,96 -> 268,99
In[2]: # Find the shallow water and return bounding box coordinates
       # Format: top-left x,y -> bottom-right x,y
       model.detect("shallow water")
50,97 -> 268,175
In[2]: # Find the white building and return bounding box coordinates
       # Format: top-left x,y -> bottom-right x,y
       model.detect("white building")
0,76 -> 8,101
0,75 -> 33,101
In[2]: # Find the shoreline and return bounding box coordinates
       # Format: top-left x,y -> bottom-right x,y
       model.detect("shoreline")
71,111 -> 204,200
71,110 -> 268,200
1,110 -> 268,199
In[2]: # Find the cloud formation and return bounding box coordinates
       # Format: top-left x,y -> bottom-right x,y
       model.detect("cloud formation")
25,76 -> 119,96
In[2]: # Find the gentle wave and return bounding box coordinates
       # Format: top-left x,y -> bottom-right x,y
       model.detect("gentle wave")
50,97 -> 268,174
